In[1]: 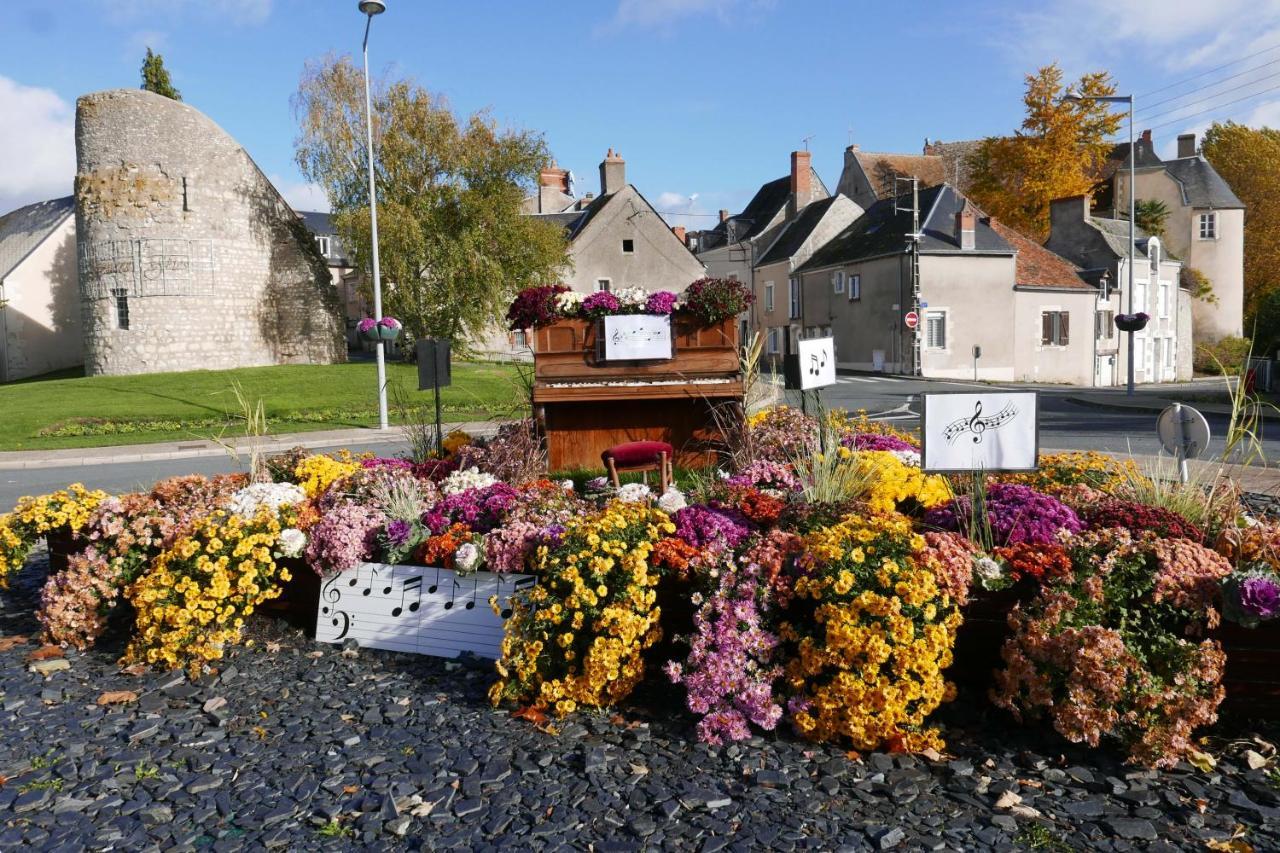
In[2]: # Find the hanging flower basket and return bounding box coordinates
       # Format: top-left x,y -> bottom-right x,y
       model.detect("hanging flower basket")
1114,312 -> 1150,333
357,317 -> 403,342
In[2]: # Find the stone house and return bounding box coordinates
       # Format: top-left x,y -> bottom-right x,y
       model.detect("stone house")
835,139 -> 979,209
793,184 -> 1123,385
1106,131 -> 1244,342
0,197 -> 81,381
1046,195 -> 1191,384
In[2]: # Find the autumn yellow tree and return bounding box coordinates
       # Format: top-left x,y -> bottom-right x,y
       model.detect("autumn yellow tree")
967,65 -> 1123,238
1202,121 -> 1280,323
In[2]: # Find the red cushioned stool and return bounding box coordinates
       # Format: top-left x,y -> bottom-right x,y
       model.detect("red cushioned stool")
602,441 -> 673,493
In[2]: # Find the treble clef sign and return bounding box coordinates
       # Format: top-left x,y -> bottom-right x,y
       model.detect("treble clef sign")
943,400 -> 1018,446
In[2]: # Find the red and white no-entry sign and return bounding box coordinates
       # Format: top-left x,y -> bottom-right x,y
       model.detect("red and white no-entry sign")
904,310 -> 919,329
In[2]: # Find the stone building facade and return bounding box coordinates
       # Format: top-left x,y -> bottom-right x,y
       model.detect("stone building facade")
74,89 -> 343,376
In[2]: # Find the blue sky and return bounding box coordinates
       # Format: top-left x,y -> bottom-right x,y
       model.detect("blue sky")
4,0 -> 1280,224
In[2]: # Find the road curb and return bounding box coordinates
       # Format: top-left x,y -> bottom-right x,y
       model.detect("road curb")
1065,394 -> 1280,421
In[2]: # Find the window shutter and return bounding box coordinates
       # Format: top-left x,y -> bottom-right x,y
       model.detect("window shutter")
1041,313 -> 1052,346
1060,312 -> 1069,345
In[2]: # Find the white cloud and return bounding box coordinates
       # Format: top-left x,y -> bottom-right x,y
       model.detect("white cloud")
0,77 -> 75,213
602,0 -> 774,32
99,0 -> 272,27
270,175 -> 331,213
653,190 -> 707,230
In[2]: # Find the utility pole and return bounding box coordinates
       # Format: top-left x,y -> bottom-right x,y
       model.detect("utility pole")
895,176 -> 922,376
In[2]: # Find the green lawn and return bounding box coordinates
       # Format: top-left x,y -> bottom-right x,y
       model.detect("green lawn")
0,361 -> 528,451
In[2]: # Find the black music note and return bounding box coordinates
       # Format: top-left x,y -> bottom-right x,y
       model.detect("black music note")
391,576 -> 423,618
443,577 -> 479,610
942,401 -> 1019,446
360,566 -> 380,597
498,576 -> 537,619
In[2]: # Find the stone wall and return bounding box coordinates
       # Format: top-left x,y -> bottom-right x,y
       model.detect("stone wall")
74,89 -> 343,376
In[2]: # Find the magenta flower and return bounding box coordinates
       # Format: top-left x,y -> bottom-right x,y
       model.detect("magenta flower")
644,291 -> 679,315
356,318 -> 377,333
581,291 -> 621,319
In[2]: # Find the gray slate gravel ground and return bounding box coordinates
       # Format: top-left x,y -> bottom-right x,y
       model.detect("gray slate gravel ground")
3,550 -> 1280,851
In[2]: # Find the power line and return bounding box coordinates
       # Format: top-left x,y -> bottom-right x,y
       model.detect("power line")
1135,69 -> 1280,124
1137,42 -> 1280,99
1145,81 -> 1280,133
1136,57 -> 1280,115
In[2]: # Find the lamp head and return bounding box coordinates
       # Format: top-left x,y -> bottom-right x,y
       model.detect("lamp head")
1062,89 -> 1082,102
359,1 -> 386,15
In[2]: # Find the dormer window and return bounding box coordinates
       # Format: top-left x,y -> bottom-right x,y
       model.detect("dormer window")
1148,237 -> 1160,273
315,235 -> 331,257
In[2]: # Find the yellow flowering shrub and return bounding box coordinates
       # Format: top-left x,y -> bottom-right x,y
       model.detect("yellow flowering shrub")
840,448 -> 951,514
829,409 -> 920,446
122,508 -> 289,674
0,484 -> 108,588
1002,451 -> 1141,497
782,511 -> 961,752
490,500 -> 673,716
442,429 -> 474,456
293,454 -> 359,500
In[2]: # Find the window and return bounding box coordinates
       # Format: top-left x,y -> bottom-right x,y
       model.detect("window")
621,239 -> 634,254
1198,212 -> 1217,240
1135,282 -> 1147,313
833,271 -> 844,294
1136,335 -> 1147,369
113,288 -> 130,331
1041,311 -> 1069,346
182,176 -> 190,212
1095,310 -> 1114,340
727,272 -> 739,281
315,235 -> 331,257
595,279 -> 611,292
1159,282 -> 1170,319
848,273 -> 861,301
767,327 -> 781,355
925,311 -> 947,350
513,330 -> 528,348
764,281 -> 775,312
1164,337 -> 1174,368
788,277 -> 800,320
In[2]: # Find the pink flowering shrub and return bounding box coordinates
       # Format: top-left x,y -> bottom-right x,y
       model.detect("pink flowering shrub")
305,500 -> 387,576
453,419 -> 547,485
746,406 -> 818,466
916,531 -> 979,606
992,529 -> 1231,767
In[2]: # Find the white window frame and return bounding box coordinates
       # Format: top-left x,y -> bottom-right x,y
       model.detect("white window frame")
1136,334 -> 1147,370
924,309 -> 948,351
766,327 -> 780,355
1164,336 -> 1174,368
1158,281 -> 1170,319
315,235 -> 331,257
832,271 -> 844,294
1134,280 -> 1148,314
1040,310 -> 1069,347
1198,212 -> 1217,240
788,277 -> 800,320
848,273 -> 861,301
764,281 -> 775,313
595,278 -> 612,293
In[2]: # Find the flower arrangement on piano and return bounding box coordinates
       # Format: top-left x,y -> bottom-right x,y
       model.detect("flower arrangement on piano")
506,278 -> 750,330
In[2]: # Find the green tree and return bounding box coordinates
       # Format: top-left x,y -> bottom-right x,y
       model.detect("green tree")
1201,121 -> 1280,323
292,54 -> 568,351
140,48 -> 181,100
967,64 -> 1123,238
1132,198 -> 1170,239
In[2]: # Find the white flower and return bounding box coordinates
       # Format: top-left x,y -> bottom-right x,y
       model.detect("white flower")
441,466 -> 498,495
227,482 -> 306,518
586,476 -> 610,493
560,479 -> 576,492
891,449 -> 922,468
277,528 -> 307,558
555,290 -> 586,313
973,557 -> 1004,581
455,542 -> 481,574
657,487 -> 687,514
616,482 -> 653,503
613,287 -> 648,308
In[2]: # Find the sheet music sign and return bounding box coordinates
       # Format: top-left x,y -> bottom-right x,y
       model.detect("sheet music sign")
601,314 -> 673,361
921,392 -> 1039,472
314,563 -> 536,659
786,336 -> 836,391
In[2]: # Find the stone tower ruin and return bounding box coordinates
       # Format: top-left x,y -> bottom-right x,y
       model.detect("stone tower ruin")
74,88 -> 344,376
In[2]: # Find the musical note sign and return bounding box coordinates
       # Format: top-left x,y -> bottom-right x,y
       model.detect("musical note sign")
922,392 -> 1039,472
316,563 -> 536,659
602,315 -> 673,361
796,337 -> 836,390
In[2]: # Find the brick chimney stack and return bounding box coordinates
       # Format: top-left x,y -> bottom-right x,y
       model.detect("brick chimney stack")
599,148 -> 626,196
1177,133 -> 1197,159
1140,129 -> 1152,146
955,204 -> 976,251
789,150 -> 813,217
671,225 -> 687,246
537,164 -> 570,213
719,209 -> 730,224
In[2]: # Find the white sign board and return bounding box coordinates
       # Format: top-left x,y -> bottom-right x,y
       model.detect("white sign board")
921,392 -> 1039,472
315,563 -> 535,659
797,336 -> 836,390
602,314 -> 672,361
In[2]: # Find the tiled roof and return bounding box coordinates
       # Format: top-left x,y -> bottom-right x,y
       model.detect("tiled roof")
756,197 -> 839,265
0,196 -> 74,281
989,220 -> 1091,289
853,153 -> 947,200
922,139 -> 983,193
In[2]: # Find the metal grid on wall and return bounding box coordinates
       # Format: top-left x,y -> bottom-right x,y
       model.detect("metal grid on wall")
81,238 -> 215,299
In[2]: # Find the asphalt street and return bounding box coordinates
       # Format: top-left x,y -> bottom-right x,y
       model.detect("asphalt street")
2,375 -> 1277,508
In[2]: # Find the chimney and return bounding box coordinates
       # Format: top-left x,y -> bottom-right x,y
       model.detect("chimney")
1140,129 -> 1152,146
1049,195 -> 1090,232
537,164 -> 570,213
719,209 -> 730,224
1177,133 -> 1197,159
599,148 -> 625,196
955,204 -> 976,251
671,225 -> 687,246
789,150 -> 813,216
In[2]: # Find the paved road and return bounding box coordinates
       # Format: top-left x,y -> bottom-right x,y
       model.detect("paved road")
3,375 -> 1277,508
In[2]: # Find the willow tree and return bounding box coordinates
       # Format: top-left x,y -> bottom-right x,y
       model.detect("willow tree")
967,64 -> 1123,238
292,54 -> 568,350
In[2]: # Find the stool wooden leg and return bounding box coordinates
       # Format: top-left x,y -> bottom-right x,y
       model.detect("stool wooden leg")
660,452 -> 671,493
607,458 -> 620,488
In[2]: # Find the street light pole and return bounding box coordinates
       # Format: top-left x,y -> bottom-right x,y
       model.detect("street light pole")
360,0 -> 389,430
1064,89 -> 1137,395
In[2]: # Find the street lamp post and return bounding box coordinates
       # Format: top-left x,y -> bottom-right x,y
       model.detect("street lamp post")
1064,90 -> 1137,395
360,0 -> 389,430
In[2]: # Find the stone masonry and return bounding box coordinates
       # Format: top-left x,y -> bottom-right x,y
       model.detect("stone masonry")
74,89 -> 343,376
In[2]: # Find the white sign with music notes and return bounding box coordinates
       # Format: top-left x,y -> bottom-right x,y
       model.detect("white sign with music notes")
314,563 -> 536,659
797,336 -> 836,390
602,314 -> 673,361
921,392 -> 1039,472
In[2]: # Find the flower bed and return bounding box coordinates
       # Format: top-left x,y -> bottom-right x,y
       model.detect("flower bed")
2,415 -> 1275,768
